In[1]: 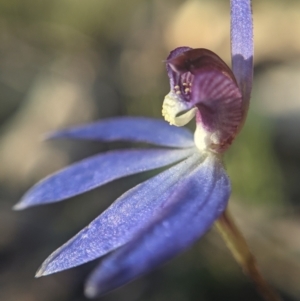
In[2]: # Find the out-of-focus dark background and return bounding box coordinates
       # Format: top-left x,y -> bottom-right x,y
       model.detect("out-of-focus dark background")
0,0 -> 300,300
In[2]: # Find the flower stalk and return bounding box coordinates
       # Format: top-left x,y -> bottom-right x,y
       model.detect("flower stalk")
215,209 -> 283,301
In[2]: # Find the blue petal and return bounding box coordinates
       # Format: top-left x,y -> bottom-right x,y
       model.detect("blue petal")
35,153 -> 200,277
231,0 -> 253,108
85,154 -> 231,297
46,117 -> 194,148
15,148 -> 194,210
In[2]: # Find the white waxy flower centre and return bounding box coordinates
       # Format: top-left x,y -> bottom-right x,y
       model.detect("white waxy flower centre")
194,125 -> 221,152
162,92 -> 196,127
162,91 -> 222,153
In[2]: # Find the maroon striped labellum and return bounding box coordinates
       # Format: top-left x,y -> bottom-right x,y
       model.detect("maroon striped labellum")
162,47 -> 243,153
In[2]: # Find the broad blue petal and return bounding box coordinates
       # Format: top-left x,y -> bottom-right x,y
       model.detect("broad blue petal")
231,0 -> 253,110
15,148 -> 194,209
35,153 -> 201,277
85,154 -> 231,297
46,117 -> 194,148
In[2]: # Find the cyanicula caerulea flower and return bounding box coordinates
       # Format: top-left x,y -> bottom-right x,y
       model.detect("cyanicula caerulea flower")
15,0 -> 253,298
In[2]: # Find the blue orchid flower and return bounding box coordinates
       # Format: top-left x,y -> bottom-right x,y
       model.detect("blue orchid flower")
15,0 -> 253,298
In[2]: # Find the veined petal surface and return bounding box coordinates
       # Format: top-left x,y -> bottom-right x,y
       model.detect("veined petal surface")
36,153 -> 202,276
46,117 -> 194,148
85,154 -> 231,297
231,0 -> 253,112
193,69 -> 242,152
15,148 -> 194,209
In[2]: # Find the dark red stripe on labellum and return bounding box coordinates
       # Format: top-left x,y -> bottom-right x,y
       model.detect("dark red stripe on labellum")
166,47 -> 243,152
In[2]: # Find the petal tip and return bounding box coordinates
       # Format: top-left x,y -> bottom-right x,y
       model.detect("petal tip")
13,194 -> 35,210
35,267 -> 45,278
35,260 -> 55,278
12,202 -> 27,211
41,132 -> 54,141
42,130 -> 64,141
84,285 -> 99,299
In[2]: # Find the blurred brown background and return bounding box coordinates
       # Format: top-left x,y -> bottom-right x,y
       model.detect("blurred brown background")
0,0 -> 300,300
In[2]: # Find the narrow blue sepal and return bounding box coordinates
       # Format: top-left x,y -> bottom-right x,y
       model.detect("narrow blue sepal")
231,0 -> 253,107
46,117 -> 195,148
14,148 -> 194,210
84,154 -> 231,297
35,153 -> 201,277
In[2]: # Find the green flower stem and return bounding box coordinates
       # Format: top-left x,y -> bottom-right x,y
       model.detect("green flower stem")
215,209 -> 283,301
